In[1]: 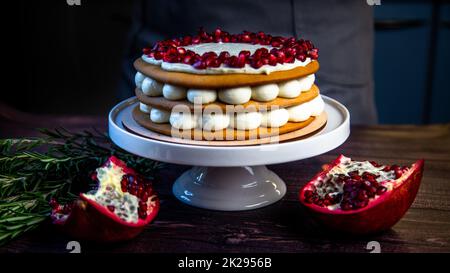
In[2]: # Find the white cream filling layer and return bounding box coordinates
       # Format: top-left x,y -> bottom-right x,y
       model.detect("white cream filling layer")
261,108 -> 289,128
141,77 -> 163,96
136,73 -> 315,104
187,89 -> 217,104
145,96 -> 324,130
218,87 -> 252,105
162,84 -> 187,100
287,95 -> 325,122
141,43 -> 311,75
139,102 -> 151,113
150,108 -> 170,123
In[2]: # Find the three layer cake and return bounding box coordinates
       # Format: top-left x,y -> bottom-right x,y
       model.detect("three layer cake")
132,29 -> 325,141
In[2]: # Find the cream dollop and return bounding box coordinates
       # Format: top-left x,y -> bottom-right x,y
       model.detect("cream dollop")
287,95 -> 324,121
187,89 -> 217,104
162,84 -> 187,100
309,95 -> 325,116
261,108 -> 289,127
287,102 -> 312,122
139,102 -> 151,113
251,83 -> 279,102
218,87 -> 252,104
135,72 -> 146,88
169,112 -> 197,129
278,80 -> 302,98
230,112 -> 262,130
198,113 -> 230,131
298,74 -> 315,92
141,77 -> 163,96
150,108 -> 170,123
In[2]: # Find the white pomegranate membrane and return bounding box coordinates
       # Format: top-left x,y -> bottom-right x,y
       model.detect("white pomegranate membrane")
83,158 -> 156,223
304,158 -> 409,211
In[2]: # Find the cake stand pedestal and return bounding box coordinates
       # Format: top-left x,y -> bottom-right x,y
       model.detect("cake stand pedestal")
109,96 -> 350,211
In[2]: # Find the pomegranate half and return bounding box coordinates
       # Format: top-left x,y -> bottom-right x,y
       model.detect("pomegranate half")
299,155 -> 424,234
51,156 -> 160,242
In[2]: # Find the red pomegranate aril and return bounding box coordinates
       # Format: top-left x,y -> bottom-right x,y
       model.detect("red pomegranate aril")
193,60 -> 206,69
275,51 -> 286,63
154,51 -> 164,60
142,48 -> 151,55
377,186 -> 387,195
235,54 -> 246,68
182,36 -> 192,46
202,51 -> 217,58
296,53 -> 307,62
357,191 -> 368,201
304,190 -> 314,198
309,48 -> 319,59
251,59 -> 264,69
268,54 -> 277,66
285,55 -> 295,63
49,198 -> 59,209
205,56 -> 220,67
239,50 -> 251,58
218,51 -> 230,61
241,34 -> 251,43
138,209 -> 147,219
305,40 -> 314,50
182,55 -> 194,64
191,36 -> 201,44
107,205 -> 115,212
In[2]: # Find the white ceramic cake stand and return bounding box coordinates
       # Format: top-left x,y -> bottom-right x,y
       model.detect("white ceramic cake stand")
109,96 -> 350,211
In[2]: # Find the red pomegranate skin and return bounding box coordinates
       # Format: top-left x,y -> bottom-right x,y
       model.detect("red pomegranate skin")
54,196 -> 160,242
52,156 -> 160,242
299,155 -> 424,235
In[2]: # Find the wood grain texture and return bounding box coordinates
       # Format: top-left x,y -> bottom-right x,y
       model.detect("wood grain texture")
1,108 -> 449,253
135,85 -> 319,112
134,58 -> 319,89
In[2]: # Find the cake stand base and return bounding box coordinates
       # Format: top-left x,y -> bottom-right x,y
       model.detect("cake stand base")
172,166 -> 286,211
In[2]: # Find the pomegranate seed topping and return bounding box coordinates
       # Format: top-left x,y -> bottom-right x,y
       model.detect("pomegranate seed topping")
141,30 -> 319,69
296,53 -> 306,62
275,51 -> 286,63
193,60 -> 206,69
192,36 -> 201,44
182,55 -> 194,64
236,54 -> 246,68
142,48 -> 151,55
240,34 -> 251,43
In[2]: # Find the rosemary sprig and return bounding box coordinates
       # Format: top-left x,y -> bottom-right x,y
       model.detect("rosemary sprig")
0,128 -> 162,246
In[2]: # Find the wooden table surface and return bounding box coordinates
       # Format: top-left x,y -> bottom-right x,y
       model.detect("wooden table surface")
1,103 -> 449,253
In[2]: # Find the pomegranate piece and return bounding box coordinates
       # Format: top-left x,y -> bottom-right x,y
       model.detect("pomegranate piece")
299,155 -> 424,234
51,156 -> 159,242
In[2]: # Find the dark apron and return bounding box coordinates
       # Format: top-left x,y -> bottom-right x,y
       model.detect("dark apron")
119,0 -> 377,124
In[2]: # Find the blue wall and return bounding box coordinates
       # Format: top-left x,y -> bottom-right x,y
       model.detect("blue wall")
374,1 -> 450,124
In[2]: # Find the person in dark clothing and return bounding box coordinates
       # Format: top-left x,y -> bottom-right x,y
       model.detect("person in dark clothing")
118,0 -> 377,124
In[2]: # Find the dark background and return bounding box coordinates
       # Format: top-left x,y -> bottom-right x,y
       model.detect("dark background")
2,0 -> 450,124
